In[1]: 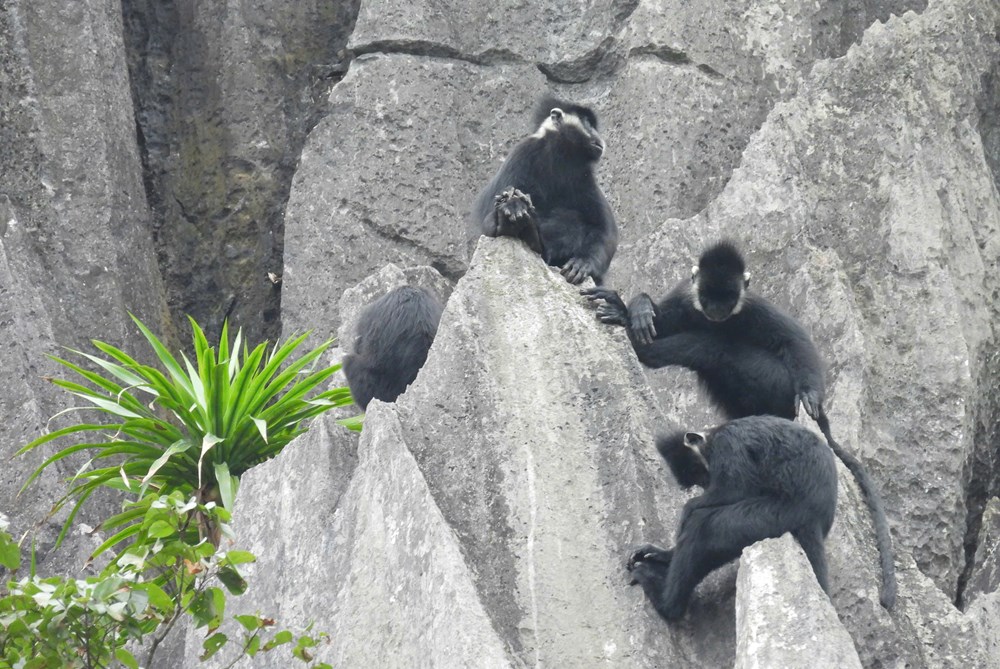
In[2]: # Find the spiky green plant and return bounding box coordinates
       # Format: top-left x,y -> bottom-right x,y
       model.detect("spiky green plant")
17,315 -> 359,549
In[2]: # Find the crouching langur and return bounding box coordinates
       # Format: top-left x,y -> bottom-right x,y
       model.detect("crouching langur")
342,286 -> 442,410
471,95 -> 618,285
584,240 -> 896,609
629,416 -> 838,621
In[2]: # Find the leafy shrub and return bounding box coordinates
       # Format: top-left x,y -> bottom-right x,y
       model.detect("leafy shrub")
18,315 -> 358,549
0,499 -> 330,668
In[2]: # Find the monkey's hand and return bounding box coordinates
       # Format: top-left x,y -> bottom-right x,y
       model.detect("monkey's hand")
561,257 -> 594,285
796,388 -> 823,421
494,187 -> 535,227
580,288 -> 628,326
628,293 -> 658,346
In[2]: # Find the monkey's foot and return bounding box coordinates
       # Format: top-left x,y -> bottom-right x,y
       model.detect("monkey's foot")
796,389 -> 822,421
627,544 -> 673,571
494,187 -> 535,225
560,257 -> 594,285
627,549 -> 671,591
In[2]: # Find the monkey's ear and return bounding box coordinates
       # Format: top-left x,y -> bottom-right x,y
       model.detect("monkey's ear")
743,272 -> 751,288
690,265 -> 699,283
683,432 -> 706,449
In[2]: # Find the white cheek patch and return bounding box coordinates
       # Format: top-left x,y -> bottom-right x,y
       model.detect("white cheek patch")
730,291 -> 747,315
532,114 -> 561,138
692,293 -> 704,314
683,440 -> 709,471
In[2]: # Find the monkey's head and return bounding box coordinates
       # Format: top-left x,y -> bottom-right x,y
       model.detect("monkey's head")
691,240 -> 751,322
531,96 -> 604,161
683,431 -> 710,469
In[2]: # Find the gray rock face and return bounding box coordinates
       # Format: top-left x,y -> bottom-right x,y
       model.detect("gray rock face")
184,413 -> 358,668
0,0 -> 167,571
120,0 -> 360,342
965,497 -> 1000,607
736,535 -> 863,669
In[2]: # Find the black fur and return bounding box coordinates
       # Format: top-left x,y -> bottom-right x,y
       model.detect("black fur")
472,96 -> 618,285
342,286 -> 442,411
584,239 -> 897,609
629,416 -> 838,621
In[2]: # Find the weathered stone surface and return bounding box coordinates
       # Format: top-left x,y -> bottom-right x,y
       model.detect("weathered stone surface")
350,0 -> 633,81
736,535 -> 863,669
967,590 -> 1000,662
965,497 -> 1000,606
0,0 -> 167,572
121,0 -> 360,343
188,403 -> 511,668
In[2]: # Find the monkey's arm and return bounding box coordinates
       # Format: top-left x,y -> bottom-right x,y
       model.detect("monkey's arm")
551,198 -> 618,284
626,293 -> 658,345
563,226 -> 617,285
744,297 -> 826,418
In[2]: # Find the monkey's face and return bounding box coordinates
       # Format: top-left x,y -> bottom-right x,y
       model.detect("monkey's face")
692,271 -> 747,322
536,107 -> 605,161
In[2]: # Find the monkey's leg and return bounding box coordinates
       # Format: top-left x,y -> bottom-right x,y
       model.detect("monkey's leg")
658,497 -> 787,620
793,524 -> 830,594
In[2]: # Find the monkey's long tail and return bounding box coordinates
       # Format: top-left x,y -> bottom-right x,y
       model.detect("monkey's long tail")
816,411 -> 897,610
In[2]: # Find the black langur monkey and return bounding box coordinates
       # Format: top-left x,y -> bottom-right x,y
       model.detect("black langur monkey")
471,96 -> 618,285
342,286 -> 442,411
628,416 -> 839,621
584,240 -> 896,609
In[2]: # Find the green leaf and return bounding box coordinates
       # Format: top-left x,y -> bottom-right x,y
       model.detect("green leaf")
130,313 -> 195,396
222,550 -> 256,565
337,414 -> 365,432
214,462 -> 238,510
142,439 -> 193,485
142,582 -> 174,613
235,613 -> 262,632
200,632 -> 228,661
251,416 -> 268,444
217,565 -> 247,595
263,629 -> 294,650
190,587 -> 226,630
115,648 -> 140,669
197,434 -> 224,489
246,632 -> 262,657
146,520 -> 175,539
0,531 -> 20,571
67,391 -> 143,418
